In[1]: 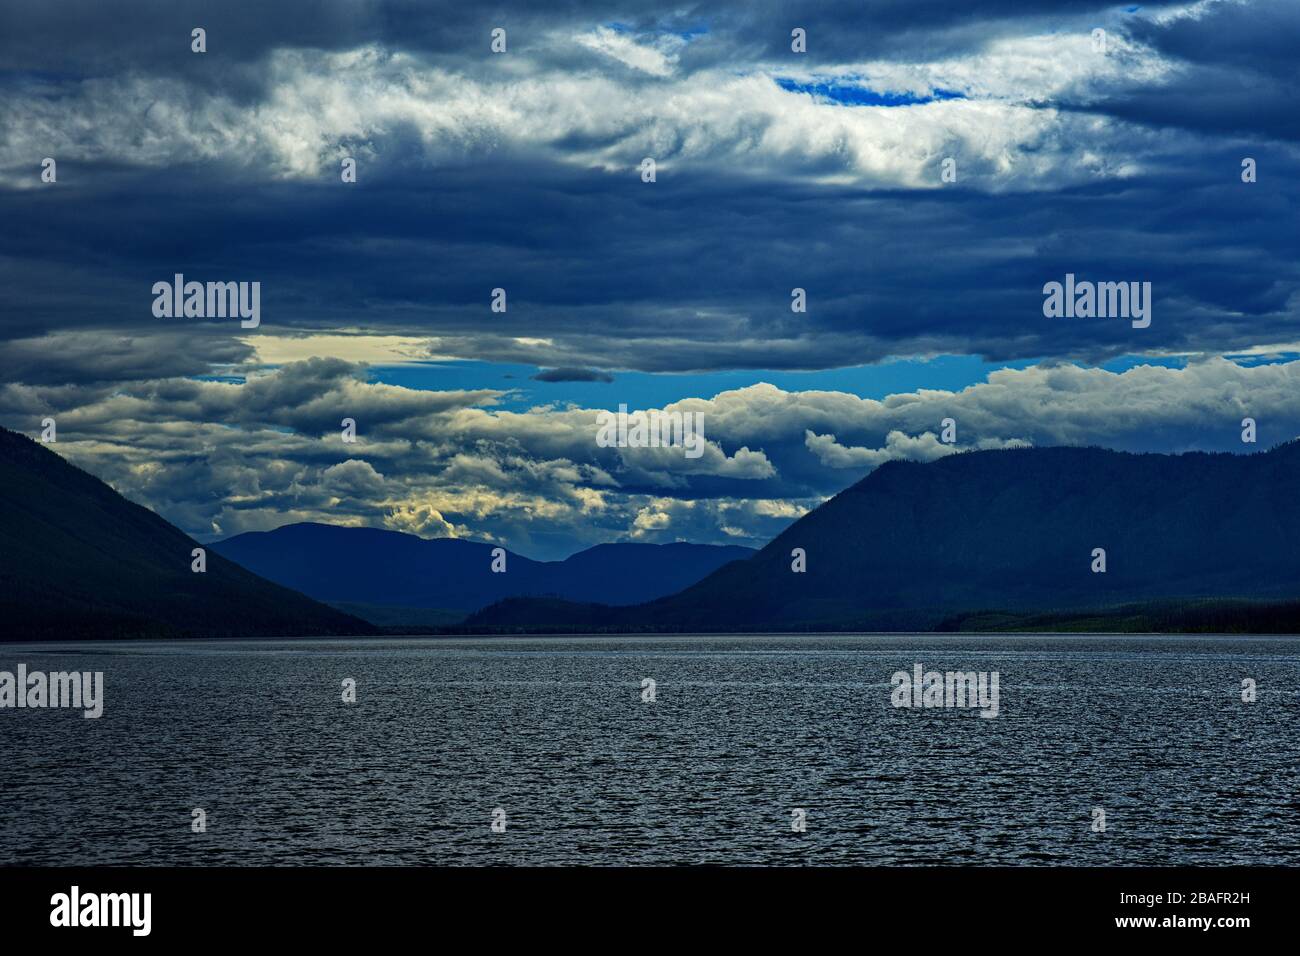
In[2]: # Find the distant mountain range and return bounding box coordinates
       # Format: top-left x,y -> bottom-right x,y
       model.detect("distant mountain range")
0,427 -> 374,640
10,422 -> 1300,639
212,523 -> 754,617
466,442 -> 1300,632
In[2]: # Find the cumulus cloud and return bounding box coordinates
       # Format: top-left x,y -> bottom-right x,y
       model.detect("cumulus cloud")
5,354 -> 1300,557
805,428 -> 1030,468
320,458 -> 388,496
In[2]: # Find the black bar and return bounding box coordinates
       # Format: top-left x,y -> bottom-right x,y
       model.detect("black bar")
0,866 -> 1274,942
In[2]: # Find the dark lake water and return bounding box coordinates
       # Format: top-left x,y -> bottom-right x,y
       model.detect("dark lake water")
2,635 -> 1298,866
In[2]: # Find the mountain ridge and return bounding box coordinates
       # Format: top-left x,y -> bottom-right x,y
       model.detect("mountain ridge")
465,441 -> 1300,632
212,522 -> 755,613
0,427 -> 376,640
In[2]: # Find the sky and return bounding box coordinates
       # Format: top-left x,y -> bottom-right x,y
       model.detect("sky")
1,0 -> 1297,559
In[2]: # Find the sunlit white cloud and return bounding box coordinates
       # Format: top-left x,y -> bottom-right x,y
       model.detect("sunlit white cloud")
0,21 -> 1198,190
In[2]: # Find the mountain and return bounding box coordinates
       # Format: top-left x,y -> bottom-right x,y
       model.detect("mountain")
465,442 -> 1300,632
326,602 -> 467,628
212,523 -> 754,614
0,427 -> 375,640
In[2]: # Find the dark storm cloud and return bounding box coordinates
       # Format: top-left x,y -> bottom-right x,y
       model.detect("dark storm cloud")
2,148 -> 1297,370
0,331 -> 253,385
1125,0 -> 1298,74
532,367 -> 615,383
0,1 -> 1174,77
673,0 -> 1171,65
4,0 -> 1294,379
2,1 -> 465,80
1065,0 -> 1300,142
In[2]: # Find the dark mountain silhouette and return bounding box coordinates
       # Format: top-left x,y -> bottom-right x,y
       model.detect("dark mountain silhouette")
212,523 -> 754,614
326,602 -> 466,628
465,442 -> 1300,632
0,427 -> 375,640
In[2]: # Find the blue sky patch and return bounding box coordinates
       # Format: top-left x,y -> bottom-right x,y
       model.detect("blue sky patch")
775,77 -> 966,106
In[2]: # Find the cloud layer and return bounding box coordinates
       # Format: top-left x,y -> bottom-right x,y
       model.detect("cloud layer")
6,349 -> 1299,558
2,0 -> 1296,556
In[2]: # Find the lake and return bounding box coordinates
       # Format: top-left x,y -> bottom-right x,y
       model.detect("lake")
2,634 -> 1297,865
